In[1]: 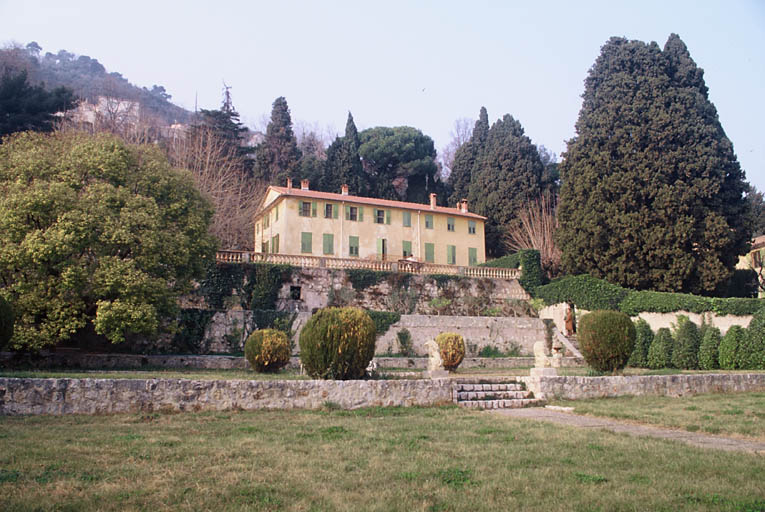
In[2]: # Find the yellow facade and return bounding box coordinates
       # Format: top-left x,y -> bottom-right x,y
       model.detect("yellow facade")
253,186 -> 487,266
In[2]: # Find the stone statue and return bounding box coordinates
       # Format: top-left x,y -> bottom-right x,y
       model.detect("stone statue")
533,341 -> 551,368
551,338 -> 564,368
424,339 -> 448,378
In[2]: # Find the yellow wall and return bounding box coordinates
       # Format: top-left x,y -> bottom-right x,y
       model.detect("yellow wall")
254,194 -> 486,266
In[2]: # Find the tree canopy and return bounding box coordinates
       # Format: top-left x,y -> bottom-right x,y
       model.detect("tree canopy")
0,132 -> 216,351
0,70 -> 77,137
448,106 -> 488,206
557,34 -> 751,295
321,112 -> 369,196
254,96 -> 302,185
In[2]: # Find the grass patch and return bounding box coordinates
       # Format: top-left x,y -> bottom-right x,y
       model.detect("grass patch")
552,392 -> 765,441
1,407 -> 764,510
0,368 -> 309,381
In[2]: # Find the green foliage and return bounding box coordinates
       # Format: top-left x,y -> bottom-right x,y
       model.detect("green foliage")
366,310 -> 401,336
0,70 -> 77,137
448,107 -> 488,206
628,319 -> 653,368
467,114 -> 544,257
557,35 -> 751,295
722,269 -> 759,298
518,249 -> 543,291
246,264 -> 293,310
347,269 -> 390,290
647,328 -> 674,369
321,112 -> 369,196
670,316 -> 701,369
199,263 -> 292,310
535,275 -> 628,311
252,310 -> 296,338
477,344 -> 523,358
0,132 -> 216,350
396,328 -> 414,357
435,332 -> 465,371
170,309 -> 216,354
299,307 -> 376,380
739,308 -> 765,369
719,326 -> 745,370
254,96 -> 302,185
244,329 -> 290,373
0,295 -> 14,349
430,274 -> 462,288
479,253 -> 520,269
698,327 -> 722,370
578,310 -> 636,373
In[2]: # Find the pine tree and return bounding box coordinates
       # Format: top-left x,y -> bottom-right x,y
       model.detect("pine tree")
322,112 -> 369,195
467,114 -> 544,257
557,35 -> 751,295
448,107 -> 488,206
254,96 -> 301,185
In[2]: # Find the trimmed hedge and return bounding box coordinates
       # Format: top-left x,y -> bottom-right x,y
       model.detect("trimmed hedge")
518,249 -> 543,291
719,326 -> 744,370
578,310 -> 636,373
671,316 -> 701,370
698,327 -> 722,370
628,318 -> 653,368
435,332 -> 465,371
366,310 -> 401,336
535,274 -> 762,317
739,308 -> 765,369
479,253 -> 520,269
647,328 -> 673,370
244,329 -> 290,373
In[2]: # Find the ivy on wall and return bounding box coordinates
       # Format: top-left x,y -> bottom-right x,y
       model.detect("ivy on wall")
199,263 -> 293,310
366,310 -> 401,335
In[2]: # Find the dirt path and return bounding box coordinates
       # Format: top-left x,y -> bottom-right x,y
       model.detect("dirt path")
495,407 -> 765,455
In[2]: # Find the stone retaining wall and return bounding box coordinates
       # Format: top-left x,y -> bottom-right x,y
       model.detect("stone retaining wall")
375,356 -> 583,369
520,373 -> 765,400
0,378 -> 454,415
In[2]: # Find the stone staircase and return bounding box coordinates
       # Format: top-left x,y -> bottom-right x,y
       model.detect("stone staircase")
453,379 -> 545,410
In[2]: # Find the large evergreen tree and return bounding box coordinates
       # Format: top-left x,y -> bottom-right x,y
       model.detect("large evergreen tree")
254,96 -> 301,185
0,70 -> 77,137
557,35 -> 751,295
321,112 -> 369,195
448,106 -> 488,206
467,114 -> 544,257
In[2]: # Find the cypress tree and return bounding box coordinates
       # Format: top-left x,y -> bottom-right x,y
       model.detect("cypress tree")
467,114 -> 544,257
628,318 -> 653,368
698,326 -> 722,370
557,35 -> 751,295
719,325 -> 744,369
254,96 -> 302,185
671,315 -> 701,369
647,327 -> 673,369
322,112 -> 369,196
448,106 -> 488,206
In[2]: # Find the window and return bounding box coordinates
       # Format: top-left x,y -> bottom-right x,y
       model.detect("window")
447,245 -> 456,265
256,223 -> 260,234
402,240 -> 412,258
425,214 -> 434,229
274,205 -> 278,221
468,220 -> 476,234
263,213 -> 270,228
301,232 -> 312,253
325,203 -> 336,219
447,217 -> 455,232
262,241 -> 269,254
375,209 -> 385,224
469,247 -> 477,266
323,233 -> 334,255
425,243 -> 434,263
345,205 -> 363,221
754,250 -> 763,268
376,238 -> 388,260
271,234 -> 280,254
349,236 -> 359,257
290,286 -> 301,300
402,211 -> 411,227
300,201 -> 312,217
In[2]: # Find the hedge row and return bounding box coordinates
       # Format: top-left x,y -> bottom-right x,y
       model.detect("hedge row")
481,249 -> 544,292
535,275 -> 762,317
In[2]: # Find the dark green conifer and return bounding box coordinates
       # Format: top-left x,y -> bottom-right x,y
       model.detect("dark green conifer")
254,96 -> 302,185
448,107 -> 488,206
322,112 -> 369,195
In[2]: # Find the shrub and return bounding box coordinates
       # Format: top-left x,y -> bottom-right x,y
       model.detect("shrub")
647,328 -> 673,369
396,328 -> 415,357
479,253 -> 520,269
366,310 -> 401,336
518,249 -> 544,291
719,326 -> 744,370
244,329 -> 290,373
741,308 -> 765,369
578,310 -> 636,373
535,275 -> 628,311
299,307 -> 376,379
627,318 -> 653,368
436,332 -> 465,371
671,316 -> 701,370
0,296 -> 13,349
698,326 -> 722,370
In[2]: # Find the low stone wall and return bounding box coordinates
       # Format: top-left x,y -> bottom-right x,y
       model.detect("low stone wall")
521,373 -> 765,400
376,356 -> 583,369
0,378 -> 454,415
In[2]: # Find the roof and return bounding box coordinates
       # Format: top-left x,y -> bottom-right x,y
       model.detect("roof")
751,235 -> 765,251
261,186 -> 487,220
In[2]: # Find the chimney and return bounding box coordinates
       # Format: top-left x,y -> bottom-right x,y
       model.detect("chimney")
429,193 -> 437,210
300,179 -> 309,190
286,177 -> 292,190
341,184 -> 349,196
460,198 -> 468,213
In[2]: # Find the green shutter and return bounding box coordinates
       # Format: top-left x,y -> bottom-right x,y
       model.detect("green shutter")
349,236 -> 359,257
376,238 -> 382,257
425,243 -> 434,263
469,248 -> 477,266
402,240 -> 412,257
301,232 -> 312,253
403,211 -> 411,227
447,245 -> 456,265
333,204 -> 339,219
323,234 -> 333,255
385,210 -> 391,224
345,205 -> 350,220
311,201 -> 317,217
359,207 -> 364,221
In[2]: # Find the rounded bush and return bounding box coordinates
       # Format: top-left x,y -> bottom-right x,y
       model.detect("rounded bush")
698,326 -> 722,370
627,318 -> 653,368
0,295 -> 13,349
436,332 -> 465,371
244,329 -> 291,373
647,328 -> 673,369
741,308 -> 765,369
719,326 -> 743,370
578,310 -> 636,373
671,316 -> 701,370
299,307 -> 376,380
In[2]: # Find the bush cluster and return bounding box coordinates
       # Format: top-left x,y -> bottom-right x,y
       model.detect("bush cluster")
627,318 -> 653,368
0,295 -> 13,348
698,327 -> 722,370
299,307 -> 376,380
578,310 -> 636,373
435,332 -> 465,371
646,328 -> 673,369
671,316 -> 701,370
480,249 -> 543,292
244,329 -> 291,373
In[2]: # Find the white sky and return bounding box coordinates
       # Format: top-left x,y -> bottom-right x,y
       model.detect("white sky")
2,0 -> 764,190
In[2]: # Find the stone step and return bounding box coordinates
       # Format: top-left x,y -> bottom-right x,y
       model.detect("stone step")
456,390 -> 533,401
457,398 -> 545,410
455,383 -> 525,392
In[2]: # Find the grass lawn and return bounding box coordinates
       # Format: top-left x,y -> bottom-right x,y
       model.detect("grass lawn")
0,368 -> 310,381
552,391 -> 765,441
1,407 -> 764,511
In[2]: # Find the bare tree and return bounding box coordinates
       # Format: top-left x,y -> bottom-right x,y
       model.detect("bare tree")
439,117 -> 474,174
504,191 -> 561,277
